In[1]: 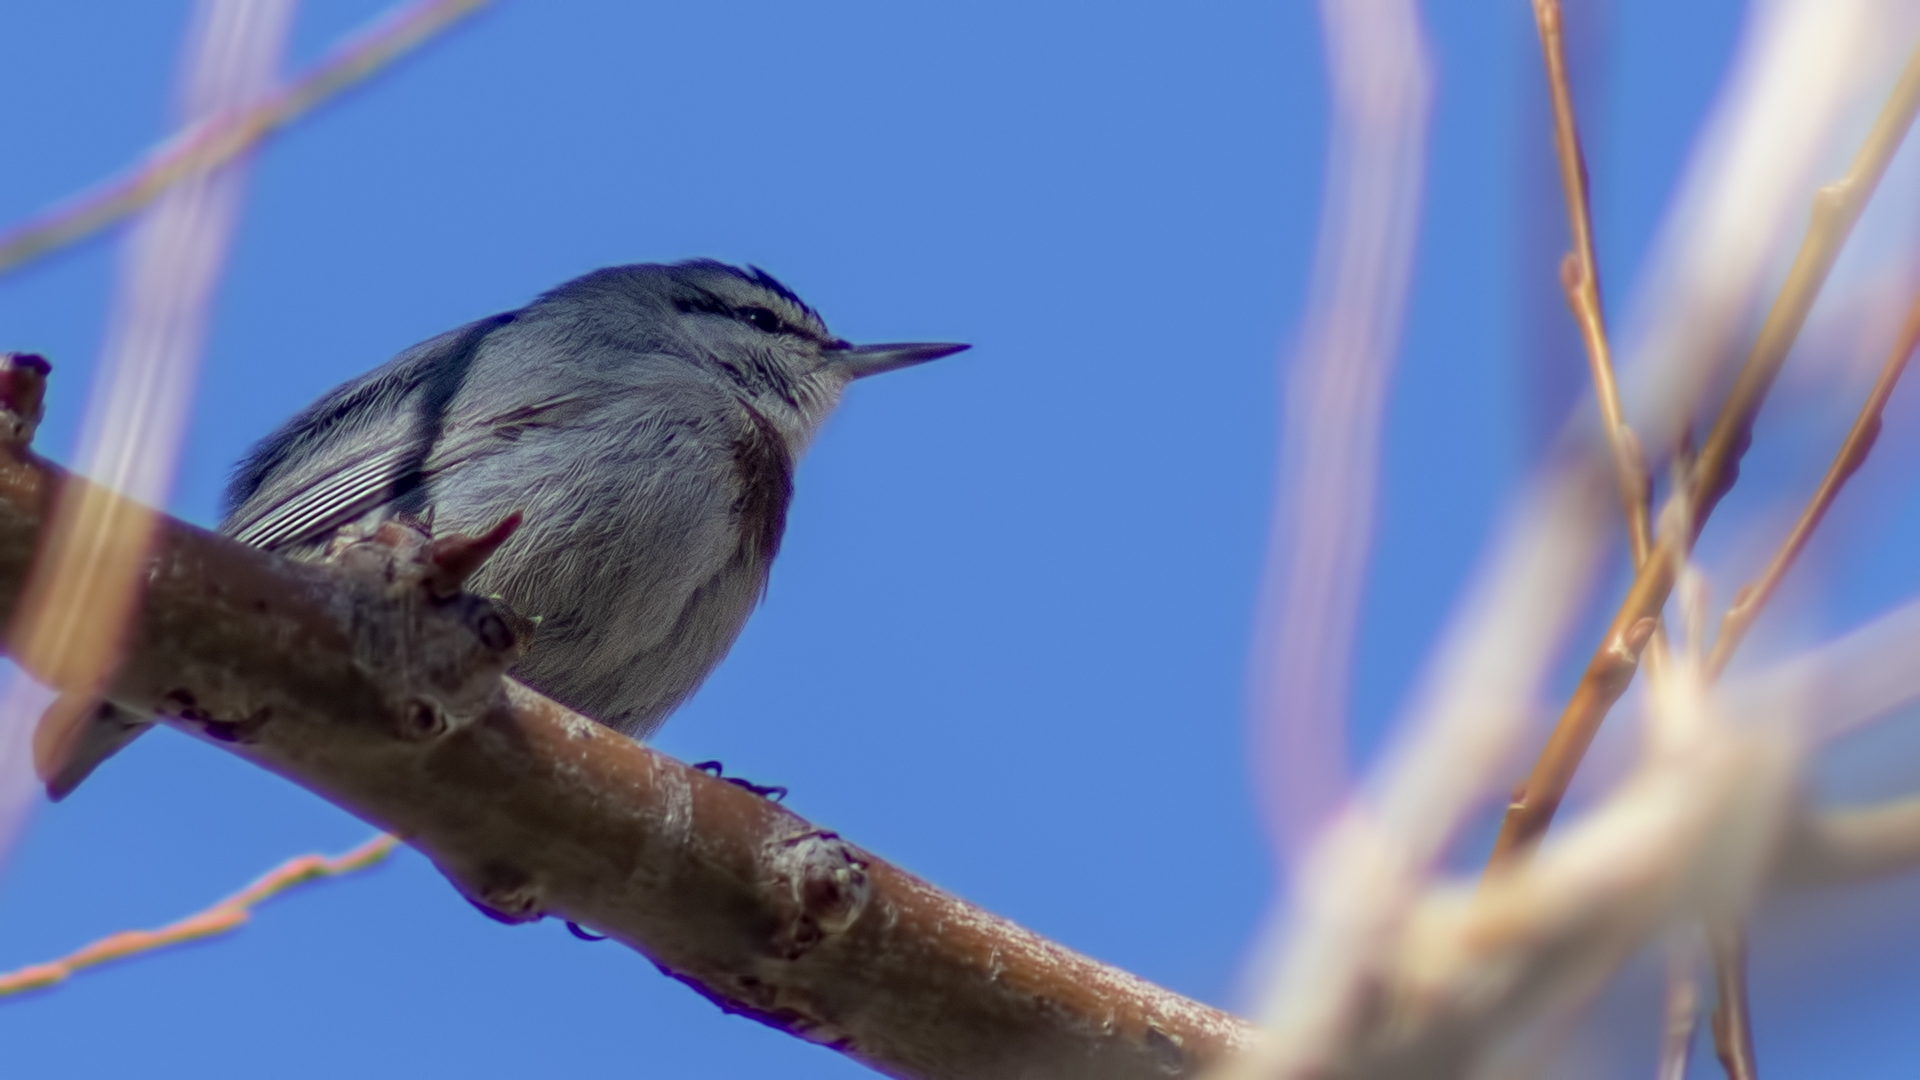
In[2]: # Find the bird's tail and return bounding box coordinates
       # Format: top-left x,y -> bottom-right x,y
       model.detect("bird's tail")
33,696 -> 153,801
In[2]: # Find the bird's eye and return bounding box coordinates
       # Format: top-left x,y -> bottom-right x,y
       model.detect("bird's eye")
740,306 -> 783,334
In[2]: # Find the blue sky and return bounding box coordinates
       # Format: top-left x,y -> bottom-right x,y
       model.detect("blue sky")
8,2 -> 1920,1077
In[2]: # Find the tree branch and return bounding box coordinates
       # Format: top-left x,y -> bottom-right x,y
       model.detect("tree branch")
0,355 -> 1252,1079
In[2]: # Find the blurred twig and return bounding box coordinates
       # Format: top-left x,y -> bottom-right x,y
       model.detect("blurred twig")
1708,923 -> 1759,1080
0,834 -> 398,998
1707,932 -> 1755,1079
1659,934 -> 1703,1080
1774,796 -> 1920,886
0,0 -> 488,277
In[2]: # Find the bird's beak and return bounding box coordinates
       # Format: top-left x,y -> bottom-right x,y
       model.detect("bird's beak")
827,340 -> 969,379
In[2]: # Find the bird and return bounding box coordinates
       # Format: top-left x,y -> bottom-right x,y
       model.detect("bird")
36,259 -> 967,798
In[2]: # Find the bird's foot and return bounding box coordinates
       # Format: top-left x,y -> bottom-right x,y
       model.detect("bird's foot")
692,759 -> 788,802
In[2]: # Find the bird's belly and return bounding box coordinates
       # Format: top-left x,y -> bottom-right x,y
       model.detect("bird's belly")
476,553 -> 767,739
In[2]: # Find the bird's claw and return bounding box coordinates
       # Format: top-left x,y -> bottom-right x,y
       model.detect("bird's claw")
691,759 -> 788,802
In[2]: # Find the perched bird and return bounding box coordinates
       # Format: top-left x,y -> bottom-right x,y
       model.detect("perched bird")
39,259 -> 966,798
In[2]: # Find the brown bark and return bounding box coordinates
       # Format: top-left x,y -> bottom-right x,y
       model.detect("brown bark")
0,356 -> 1253,1079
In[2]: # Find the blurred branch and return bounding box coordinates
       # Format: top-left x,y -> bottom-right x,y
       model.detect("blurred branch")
0,834 -> 396,998
15,0 -> 295,808
1227,449 -> 1615,1077
1251,0 -> 1431,852
1213,641 -> 1920,1080
1489,41 -> 1920,865
1218,11 -> 1920,1080
1218,674 -> 1799,1080
0,355 -> 1251,1080
1773,797 -> 1920,886
1725,589 -> 1920,746
0,0 -> 488,277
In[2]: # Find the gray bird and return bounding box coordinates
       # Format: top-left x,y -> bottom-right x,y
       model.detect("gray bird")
40,259 -> 966,798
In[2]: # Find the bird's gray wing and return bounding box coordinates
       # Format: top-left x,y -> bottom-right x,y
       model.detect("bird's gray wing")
229,390 -> 601,552
220,313 -> 515,552
226,442 -> 417,549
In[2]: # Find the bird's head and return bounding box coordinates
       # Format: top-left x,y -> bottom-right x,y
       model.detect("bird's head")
537,260 -> 967,448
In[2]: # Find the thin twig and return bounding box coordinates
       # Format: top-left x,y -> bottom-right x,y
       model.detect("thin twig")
1707,284 -> 1920,677
1534,0 -> 1653,564
1533,0 -> 1680,708
0,0 -> 489,277
0,834 -> 398,997
1487,43 -> 1920,866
